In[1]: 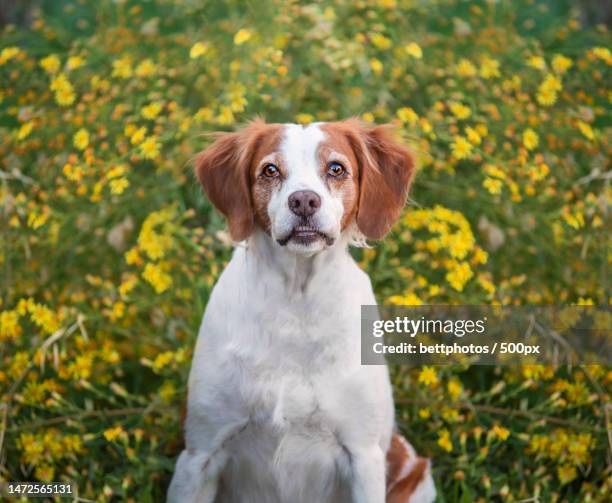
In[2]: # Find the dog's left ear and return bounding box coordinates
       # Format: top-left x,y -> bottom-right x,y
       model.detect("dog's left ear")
348,122 -> 415,240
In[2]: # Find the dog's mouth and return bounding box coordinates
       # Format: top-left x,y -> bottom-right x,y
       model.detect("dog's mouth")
277,223 -> 335,247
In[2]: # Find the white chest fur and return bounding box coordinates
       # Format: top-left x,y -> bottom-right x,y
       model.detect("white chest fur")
180,232 -> 394,503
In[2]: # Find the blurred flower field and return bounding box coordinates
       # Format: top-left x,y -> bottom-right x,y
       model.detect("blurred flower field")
0,0 -> 610,501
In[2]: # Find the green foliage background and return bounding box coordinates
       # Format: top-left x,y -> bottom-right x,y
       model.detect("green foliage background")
0,0 -> 610,501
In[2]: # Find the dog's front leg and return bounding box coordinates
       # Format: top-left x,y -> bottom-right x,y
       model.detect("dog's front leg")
167,447 -> 227,503
349,445 -> 386,503
167,417 -> 248,503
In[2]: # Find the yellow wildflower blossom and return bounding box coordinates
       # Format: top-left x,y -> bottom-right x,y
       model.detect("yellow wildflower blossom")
523,128 -> 539,150
141,102 -> 163,120
139,136 -> 161,160
446,261 -> 473,291
405,42 -> 422,59
40,54 -> 61,73
479,57 -> 500,78
418,366 -> 439,386
73,128 -> 90,150
455,58 -> 477,77
552,54 -> 572,74
17,122 -> 34,140
135,58 -> 157,77
451,136 -> 472,160
450,102 -> 471,120
234,29 -> 253,45
577,121 -> 594,140
438,429 -> 453,452
371,33 -> 392,50
396,107 -> 418,124
0,310 -> 22,341
370,58 -> 383,75
189,42 -> 208,59
112,56 -> 133,79
142,262 -> 172,293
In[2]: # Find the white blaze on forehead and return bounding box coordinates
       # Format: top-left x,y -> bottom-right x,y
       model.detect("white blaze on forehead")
280,124 -> 326,189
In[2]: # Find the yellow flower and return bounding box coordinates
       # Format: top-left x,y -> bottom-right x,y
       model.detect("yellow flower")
371,33 -> 392,50
110,177 -> 129,195
479,57 -> 500,78
153,351 -> 174,371
234,28 -> 253,45
55,86 -> 76,106
592,46 -> 612,64
141,102 -> 163,120
159,381 -> 176,403
28,302 -> 60,334
446,261 -> 473,291
189,42 -> 209,59
450,102 -> 471,120
142,262 -> 172,293
139,136 -> 161,160
483,177 -> 502,195
527,55 -> 546,70
451,135 -> 472,160
296,113 -> 314,124
552,54 -> 572,74
66,55 -> 84,70
437,429 -> 453,452
465,126 -> 481,145
73,128 -> 90,150
17,122 -> 34,140
405,42 -> 422,59
0,46 -> 21,65
577,121 -> 594,140
455,58 -> 477,77
370,58 -> 383,75
216,105 -> 234,125
0,310 -> 22,341
418,366 -> 439,386
447,380 -> 462,400
396,107 -> 418,125
537,87 -> 557,106
27,211 -> 49,230
135,58 -> 157,77
491,424 -> 510,441
362,112 -> 375,123
557,464 -> 577,485
40,54 -> 61,73
119,274 -> 138,297
51,73 -> 76,106
138,208 -> 176,260
103,425 -> 126,442
112,56 -> 133,79
129,126 -> 147,145
523,128 -> 539,150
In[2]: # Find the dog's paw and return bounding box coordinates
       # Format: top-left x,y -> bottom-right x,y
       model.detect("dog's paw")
386,433 -> 436,503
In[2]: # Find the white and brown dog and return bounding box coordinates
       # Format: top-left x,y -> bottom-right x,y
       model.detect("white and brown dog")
167,119 -> 436,503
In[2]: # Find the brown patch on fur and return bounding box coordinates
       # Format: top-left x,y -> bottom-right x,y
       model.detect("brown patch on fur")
323,118 -> 415,240
318,124 -> 361,230
194,119 -> 283,241
386,432 -> 430,503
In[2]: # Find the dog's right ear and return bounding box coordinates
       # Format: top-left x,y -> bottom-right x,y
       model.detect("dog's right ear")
195,128 -> 257,242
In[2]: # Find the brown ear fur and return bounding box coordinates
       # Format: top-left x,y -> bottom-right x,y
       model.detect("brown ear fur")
345,120 -> 415,240
194,121 -> 267,241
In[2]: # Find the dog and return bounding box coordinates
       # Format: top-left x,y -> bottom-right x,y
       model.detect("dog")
167,119 -> 436,503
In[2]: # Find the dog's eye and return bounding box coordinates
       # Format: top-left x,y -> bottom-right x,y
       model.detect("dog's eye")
327,162 -> 346,177
262,163 -> 280,178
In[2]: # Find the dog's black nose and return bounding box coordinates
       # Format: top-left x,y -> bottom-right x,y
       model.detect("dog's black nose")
288,190 -> 321,217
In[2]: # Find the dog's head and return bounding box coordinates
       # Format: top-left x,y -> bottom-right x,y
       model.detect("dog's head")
195,118 -> 414,254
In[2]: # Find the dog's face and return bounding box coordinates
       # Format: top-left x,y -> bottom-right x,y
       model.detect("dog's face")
195,119 -> 414,254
